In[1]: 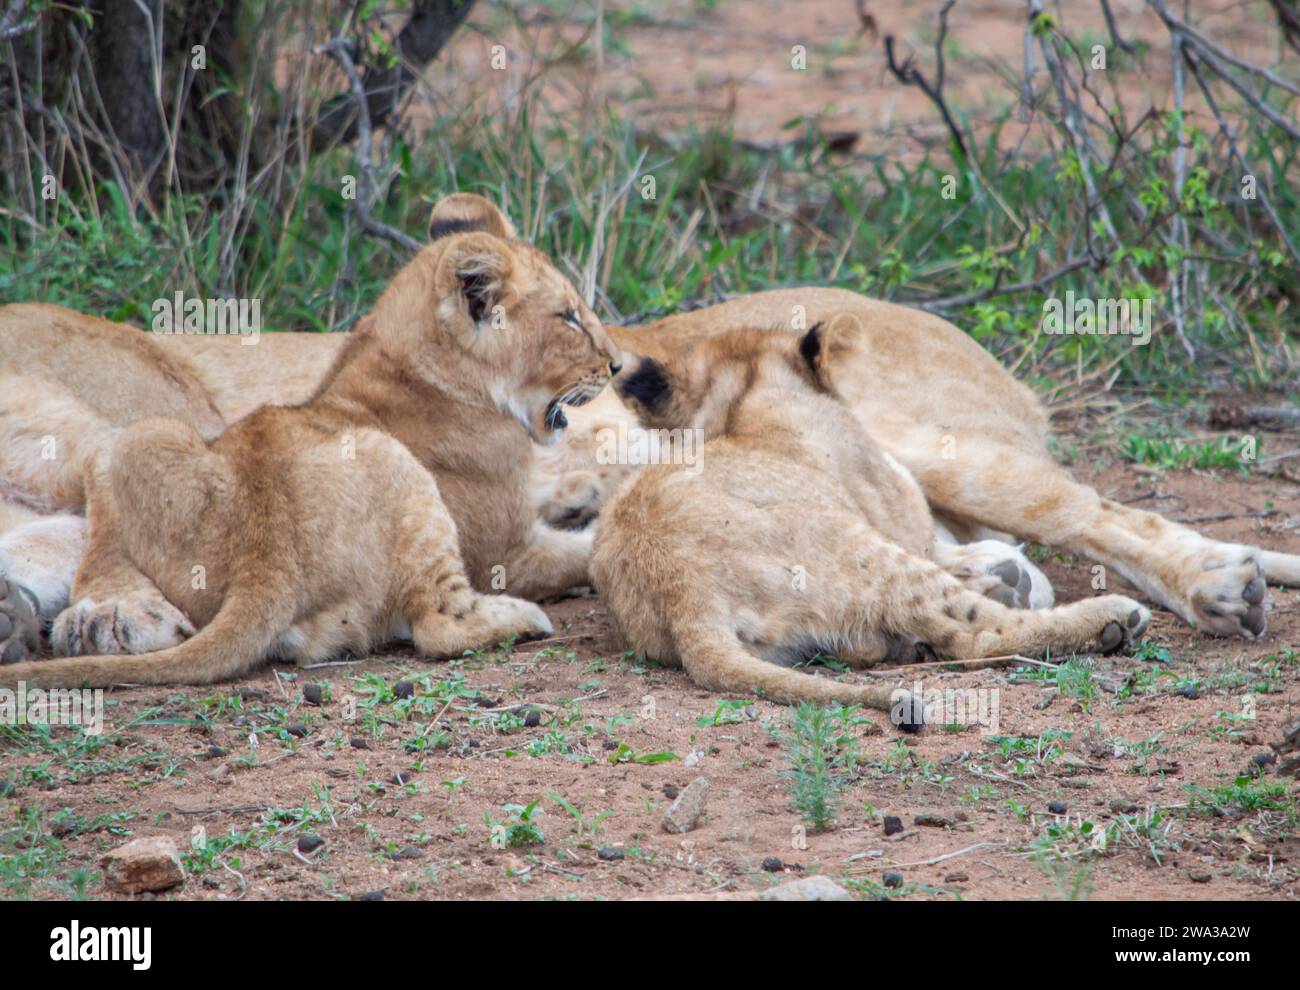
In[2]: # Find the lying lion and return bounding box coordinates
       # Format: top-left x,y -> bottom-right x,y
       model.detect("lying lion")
592,322 -> 1151,719
0,194 -> 621,686
0,196 -> 1293,673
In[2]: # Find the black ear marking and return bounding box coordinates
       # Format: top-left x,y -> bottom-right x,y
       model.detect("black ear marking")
799,321 -> 824,368
429,217 -> 486,241
459,270 -> 494,323
616,357 -> 671,412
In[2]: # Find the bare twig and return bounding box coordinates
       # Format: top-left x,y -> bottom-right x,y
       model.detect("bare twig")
314,38 -> 421,255
883,1 -> 968,159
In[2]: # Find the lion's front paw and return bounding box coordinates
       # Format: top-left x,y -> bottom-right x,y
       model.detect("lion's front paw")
0,576 -> 42,663
1092,597 -> 1150,653
476,595 -> 555,644
1179,543 -> 1266,638
52,594 -> 195,656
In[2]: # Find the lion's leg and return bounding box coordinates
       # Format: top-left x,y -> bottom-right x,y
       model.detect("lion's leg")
391,472 -> 554,658
898,434 -> 1270,637
838,541 -> 1150,660
499,521 -> 593,600
50,464 -> 194,658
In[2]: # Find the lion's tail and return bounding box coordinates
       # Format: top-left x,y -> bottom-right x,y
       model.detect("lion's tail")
0,583 -> 292,689
666,608 -> 922,730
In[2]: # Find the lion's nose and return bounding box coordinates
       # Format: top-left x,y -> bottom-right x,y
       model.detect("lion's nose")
608,360 -> 623,375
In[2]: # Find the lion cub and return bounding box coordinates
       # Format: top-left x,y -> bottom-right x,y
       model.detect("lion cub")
591,321 -> 1149,726
1,195 -> 621,688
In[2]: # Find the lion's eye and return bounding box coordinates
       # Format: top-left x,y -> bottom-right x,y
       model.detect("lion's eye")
559,308 -> 582,330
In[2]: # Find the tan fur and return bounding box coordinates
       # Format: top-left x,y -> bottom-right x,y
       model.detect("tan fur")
590,325 -> 1150,720
0,195 -> 620,686
0,211 -> 1288,664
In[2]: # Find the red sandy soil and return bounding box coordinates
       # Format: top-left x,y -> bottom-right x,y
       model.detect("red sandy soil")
421,0 -> 1288,147
3,452 -> 1297,901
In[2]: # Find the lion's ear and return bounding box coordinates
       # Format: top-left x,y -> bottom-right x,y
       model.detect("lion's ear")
798,312 -> 861,392
614,355 -> 672,417
428,193 -> 517,242
435,237 -> 514,326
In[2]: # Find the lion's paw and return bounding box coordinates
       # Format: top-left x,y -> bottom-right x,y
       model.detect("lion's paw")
0,576 -> 42,663
1091,597 -> 1150,654
1178,542 -> 1266,638
942,540 -> 1055,610
52,594 -> 195,656
474,595 -> 555,644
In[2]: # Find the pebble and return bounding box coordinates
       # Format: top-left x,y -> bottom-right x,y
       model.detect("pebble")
761,856 -> 783,872
662,776 -> 709,834
350,736 -> 370,749
944,872 -> 969,883
1174,685 -> 1200,700
598,847 -> 624,861
523,709 -> 542,728
357,890 -> 385,901
758,875 -> 851,901
914,813 -> 952,828
285,722 -> 309,738
302,684 -> 324,705
882,815 -> 904,836
882,871 -> 903,889
101,837 -> 184,894
1048,800 -> 1068,814
297,834 -> 324,854
393,681 -> 415,700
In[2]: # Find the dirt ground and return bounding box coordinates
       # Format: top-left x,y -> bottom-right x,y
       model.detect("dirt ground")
427,0 -> 1286,147
3,437 -> 1298,902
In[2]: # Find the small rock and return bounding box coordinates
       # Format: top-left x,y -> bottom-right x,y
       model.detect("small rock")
914,813 -> 952,828
662,776 -> 709,834
944,872 -> 969,883
1250,751 -> 1277,768
882,871 -> 903,889
389,846 -> 424,861
1188,871 -> 1212,884
393,681 -> 415,700
206,764 -> 230,782
663,783 -> 680,800
761,856 -> 783,872
350,736 -> 370,749
1109,798 -> 1139,814
297,834 -> 324,854
206,745 -> 226,759
357,889 -> 385,901
236,687 -> 265,702
597,847 -> 624,862
1174,685 -> 1200,700
1034,689 -> 1058,711
882,815 -> 904,836
1048,800 -> 1068,814
758,875 -> 851,901
302,684 -> 324,705
285,722 -> 309,738
523,709 -> 542,728
101,836 -> 184,894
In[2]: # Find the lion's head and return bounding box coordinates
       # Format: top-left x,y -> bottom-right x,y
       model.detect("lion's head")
611,317 -> 860,437
371,193 -> 622,444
